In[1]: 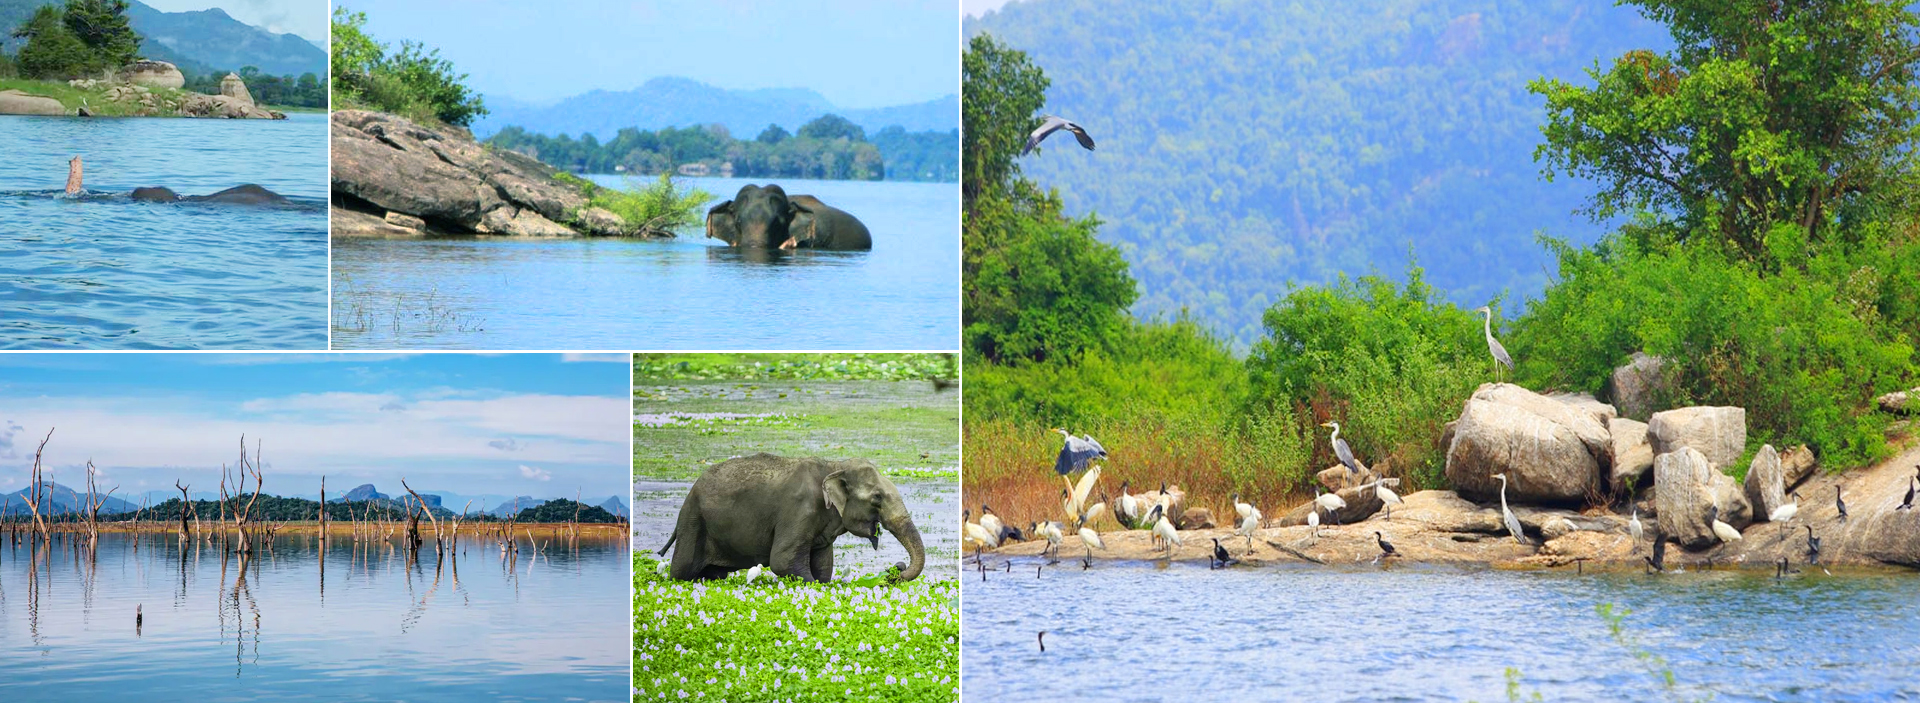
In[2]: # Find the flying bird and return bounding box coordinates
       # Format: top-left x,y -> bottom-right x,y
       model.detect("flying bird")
1022,115 -> 1096,156
1051,428 -> 1108,492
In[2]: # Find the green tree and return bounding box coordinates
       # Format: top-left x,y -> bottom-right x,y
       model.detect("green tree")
330,6 -> 485,126
1531,0 -> 1920,262
797,113 -> 864,141
12,5 -> 91,78
962,33 -> 1049,204
756,123 -> 790,144
60,0 -> 137,70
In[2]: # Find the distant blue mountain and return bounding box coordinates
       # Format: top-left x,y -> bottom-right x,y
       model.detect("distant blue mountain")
598,496 -> 628,518
472,76 -> 958,141
0,482 -> 140,516
490,496 -> 538,518
0,0 -> 327,77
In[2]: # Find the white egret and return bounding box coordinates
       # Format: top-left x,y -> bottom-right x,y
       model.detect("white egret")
656,560 -> 670,578
1491,473 -> 1527,545
1628,506 -> 1644,552
744,564 -> 765,583
1707,505 -> 1742,544
1473,305 -> 1514,382
1318,421 -> 1362,476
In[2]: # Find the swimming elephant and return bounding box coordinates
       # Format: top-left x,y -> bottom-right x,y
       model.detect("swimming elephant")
131,184 -> 289,205
658,453 -> 925,583
705,184 -> 871,250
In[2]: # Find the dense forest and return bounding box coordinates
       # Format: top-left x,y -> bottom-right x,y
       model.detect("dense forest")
183,65 -> 325,108
486,115 -> 958,182
511,499 -> 621,524
0,494 -> 622,524
964,0 -> 1920,506
965,0 -> 1673,344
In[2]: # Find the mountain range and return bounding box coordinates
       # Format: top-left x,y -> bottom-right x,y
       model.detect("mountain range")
0,0 -> 326,77
471,76 -> 957,141
3,482 -> 615,518
0,482 -> 139,516
966,0 -> 1672,345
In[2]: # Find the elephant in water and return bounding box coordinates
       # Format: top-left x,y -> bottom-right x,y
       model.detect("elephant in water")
657,453 -> 925,582
131,184 -> 290,205
705,183 -> 872,250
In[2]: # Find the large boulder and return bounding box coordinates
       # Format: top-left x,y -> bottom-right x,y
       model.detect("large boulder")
1647,406 -> 1746,470
1743,444 -> 1787,521
0,90 -> 65,116
1781,445 -> 1818,489
179,93 -> 280,119
1610,352 -> 1669,421
1316,464 -> 1379,492
124,60 -> 184,89
219,73 -> 254,106
1608,417 -> 1654,493
1878,388 -> 1917,414
1653,447 -> 1752,550
1444,384 -> 1609,503
331,110 -> 597,236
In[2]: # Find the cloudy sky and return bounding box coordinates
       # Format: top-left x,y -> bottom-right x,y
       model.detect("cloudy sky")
143,0 -> 326,44
345,0 -> 958,107
0,353 -> 629,504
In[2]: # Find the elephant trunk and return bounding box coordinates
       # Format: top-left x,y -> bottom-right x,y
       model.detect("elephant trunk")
883,514 -> 925,582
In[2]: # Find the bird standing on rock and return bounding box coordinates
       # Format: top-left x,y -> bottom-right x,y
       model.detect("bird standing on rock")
1835,485 -> 1849,523
1708,505 -> 1742,544
1897,476 -> 1915,512
1210,538 -> 1238,568
1628,506 -> 1644,552
1805,525 -> 1821,563
1319,421 -> 1363,476
1473,305 -> 1515,382
1374,531 -> 1397,559
1491,473 -> 1528,546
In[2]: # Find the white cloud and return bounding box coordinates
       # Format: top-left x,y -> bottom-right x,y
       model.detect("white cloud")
489,438 -> 523,452
518,465 -> 552,482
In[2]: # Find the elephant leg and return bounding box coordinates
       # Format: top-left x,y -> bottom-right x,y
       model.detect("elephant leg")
768,530 -> 815,581
809,545 -> 835,583
667,497 -> 707,581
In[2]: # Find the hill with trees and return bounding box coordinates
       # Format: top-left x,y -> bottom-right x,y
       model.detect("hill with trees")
964,0 -> 1673,344
469,76 -> 957,142
512,499 -> 621,524
485,113 -> 957,182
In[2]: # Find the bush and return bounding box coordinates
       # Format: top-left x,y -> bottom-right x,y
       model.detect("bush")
329,7 -> 486,126
1511,234 -> 1915,469
553,172 -> 711,236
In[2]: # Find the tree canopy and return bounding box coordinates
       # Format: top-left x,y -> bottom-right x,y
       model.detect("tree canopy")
330,7 -> 486,126
10,0 -> 139,79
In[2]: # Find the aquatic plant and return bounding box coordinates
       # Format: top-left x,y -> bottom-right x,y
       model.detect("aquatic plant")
633,353 -> 954,383
1596,602 -> 1715,703
633,555 -> 957,702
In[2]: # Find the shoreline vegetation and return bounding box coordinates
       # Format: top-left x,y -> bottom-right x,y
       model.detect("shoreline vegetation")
961,1 -> 1920,573
487,118 -> 959,183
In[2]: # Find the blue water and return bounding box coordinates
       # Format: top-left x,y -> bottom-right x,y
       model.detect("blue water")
0,532 -> 630,702
962,563 -> 1920,702
330,176 -> 959,350
0,113 -> 328,349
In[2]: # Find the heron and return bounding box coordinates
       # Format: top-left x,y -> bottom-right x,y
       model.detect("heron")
1768,492 -> 1799,540
1628,506 -> 1644,552
1805,525 -> 1821,563
1150,506 -> 1182,553
963,509 -> 999,551
744,564 -> 766,583
1835,485 -> 1848,523
1374,531 -> 1397,559
1210,538 -> 1238,569
1707,505 -> 1742,544
1897,477 -> 1915,512
1022,115 -> 1096,156
1115,481 -> 1141,529
1319,421 -> 1362,476
1051,428 -> 1108,492
1235,505 -> 1263,551
1490,473 -> 1528,545
1473,305 -> 1514,383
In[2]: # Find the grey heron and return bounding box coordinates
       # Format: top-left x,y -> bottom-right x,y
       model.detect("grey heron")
1835,485 -> 1848,522
1022,115 -> 1096,156
1319,421 -> 1363,475
1707,505 -> 1742,543
1473,305 -> 1514,382
1052,428 -> 1107,492
1491,473 -> 1527,545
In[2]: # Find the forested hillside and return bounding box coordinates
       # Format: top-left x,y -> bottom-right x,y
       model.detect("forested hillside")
965,0 -> 1670,344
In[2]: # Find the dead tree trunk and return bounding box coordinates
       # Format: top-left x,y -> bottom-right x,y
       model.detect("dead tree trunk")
24,428 -> 54,541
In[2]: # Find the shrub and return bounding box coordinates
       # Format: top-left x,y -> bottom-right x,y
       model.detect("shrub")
553,172 -> 711,236
329,7 -> 486,126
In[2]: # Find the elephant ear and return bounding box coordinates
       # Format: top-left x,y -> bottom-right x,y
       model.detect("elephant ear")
823,469 -> 850,515
787,195 -> 824,244
705,200 -> 737,244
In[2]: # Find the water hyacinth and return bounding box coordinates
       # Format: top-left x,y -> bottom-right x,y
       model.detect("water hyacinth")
634,556 -> 958,702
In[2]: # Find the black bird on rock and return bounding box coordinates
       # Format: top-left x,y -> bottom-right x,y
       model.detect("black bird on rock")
1374,531 -> 1397,559
1805,525 -> 1821,564
1836,485 -> 1849,522
1210,538 -> 1238,569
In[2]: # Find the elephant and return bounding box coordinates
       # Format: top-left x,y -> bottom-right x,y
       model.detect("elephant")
657,453 -> 925,583
132,184 -> 290,205
705,183 -> 872,250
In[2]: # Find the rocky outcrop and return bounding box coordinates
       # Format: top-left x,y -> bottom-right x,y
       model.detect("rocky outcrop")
123,60 -> 184,89
219,73 -> 253,105
1879,388 -> 1917,414
1444,383 -> 1611,503
330,207 -> 425,236
180,92 -> 281,119
1653,447 -> 1751,550
0,90 -> 65,115
1610,352 -> 1668,420
1315,464 -> 1379,492
1608,417 -> 1654,493
1743,444 -> 1787,520
1782,445 -> 1818,489
331,110 -> 663,238
1648,406 -> 1746,469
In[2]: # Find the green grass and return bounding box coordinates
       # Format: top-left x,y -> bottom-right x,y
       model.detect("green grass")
635,353 -> 955,383
0,78 -> 194,117
634,555 -> 958,702
633,355 -> 959,481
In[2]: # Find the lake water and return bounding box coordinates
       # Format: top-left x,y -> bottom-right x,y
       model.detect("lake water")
634,478 -> 960,581
962,562 -> 1920,702
0,113 -> 328,349
331,176 -> 959,350
0,531 -> 629,701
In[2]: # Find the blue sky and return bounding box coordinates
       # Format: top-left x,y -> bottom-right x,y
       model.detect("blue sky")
344,0 -> 959,106
144,0 -> 326,44
0,353 -> 630,504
